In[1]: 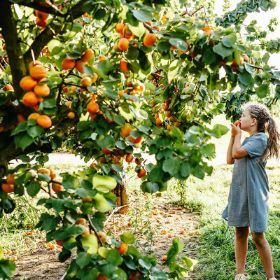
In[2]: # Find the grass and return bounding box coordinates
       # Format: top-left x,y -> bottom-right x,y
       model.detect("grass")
168,165 -> 280,280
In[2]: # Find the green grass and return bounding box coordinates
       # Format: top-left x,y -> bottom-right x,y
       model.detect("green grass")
168,165 -> 280,280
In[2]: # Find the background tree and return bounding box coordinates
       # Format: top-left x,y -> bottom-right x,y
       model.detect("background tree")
0,0 -> 279,278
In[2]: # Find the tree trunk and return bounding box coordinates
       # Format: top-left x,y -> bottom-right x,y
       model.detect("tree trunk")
113,184 -> 129,214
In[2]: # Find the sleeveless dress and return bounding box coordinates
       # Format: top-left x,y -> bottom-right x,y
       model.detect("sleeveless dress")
222,132 -> 269,232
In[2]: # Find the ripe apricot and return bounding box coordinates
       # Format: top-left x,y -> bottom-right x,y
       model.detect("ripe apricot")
17,114 -> 26,123
52,183 -> 63,193
143,33 -> 157,47
129,136 -> 143,144
125,153 -> 134,163
87,101 -> 99,114
3,84 -> 14,91
161,255 -> 168,262
117,243 -> 128,255
67,112 -> 75,119
234,120 -> 241,127
35,10 -> 48,20
29,63 -> 47,80
28,112 -> 40,120
22,92 -> 38,107
97,231 -> 107,243
82,196 -> 93,203
1,183 -> 14,193
81,49 -> 94,62
115,22 -> 125,34
123,27 -> 134,40
120,123 -> 132,138
6,174 -> 15,185
75,60 -> 85,73
49,168 -> 56,180
155,117 -> 163,127
36,115 -> 52,128
97,275 -> 108,280
117,38 -> 129,52
75,218 -> 87,225
56,240 -> 64,247
38,168 -> 51,176
20,76 -> 37,91
34,83 -> 50,97
129,271 -> 141,280
91,73 -> 98,83
36,18 -> 47,28
102,148 -> 112,154
202,26 -> 213,36
137,168 -> 146,178
120,59 -> 129,72
81,77 -> 92,87
62,58 -> 75,70
99,55 -> 107,61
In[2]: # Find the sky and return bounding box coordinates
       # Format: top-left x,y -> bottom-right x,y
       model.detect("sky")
215,0 -> 280,69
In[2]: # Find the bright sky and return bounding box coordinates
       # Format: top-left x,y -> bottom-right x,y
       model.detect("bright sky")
215,0 -> 280,69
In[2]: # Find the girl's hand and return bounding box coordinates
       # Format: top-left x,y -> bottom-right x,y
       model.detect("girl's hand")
231,122 -> 241,137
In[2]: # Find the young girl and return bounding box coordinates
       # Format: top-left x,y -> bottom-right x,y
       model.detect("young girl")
222,103 -> 280,280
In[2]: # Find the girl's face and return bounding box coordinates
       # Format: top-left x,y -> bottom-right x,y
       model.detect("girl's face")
240,109 -> 257,131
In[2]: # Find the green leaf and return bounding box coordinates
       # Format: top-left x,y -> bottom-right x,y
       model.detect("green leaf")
238,71 -> 254,87
132,9 -> 152,22
201,143 -> 216,158
27,125 -> 44,138
76,252 -> 91,269
11,122 -> 27,136
14,133 -> 34,150
141,181 -> 160,193
42,98 -> 56,108
169,38 -> 188,52
213,43 -> 233,58
162,158 -> 180,176
89,213 -> 106,232
37,213 -> 59,231
106,249 -> 122,266
0,259 -> 16,278
222,34 -> 236,47
126,46 -> 140,60
168,60 -> 181,83
180,162 -> 191,178
120,232 -> 135,244
256,84 -> 269,98
96,135 -> 115,149
210,124 -> 229,138
26,181 -> 41,197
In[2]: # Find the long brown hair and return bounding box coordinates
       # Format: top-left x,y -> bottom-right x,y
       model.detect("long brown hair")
244,103 -> 280,159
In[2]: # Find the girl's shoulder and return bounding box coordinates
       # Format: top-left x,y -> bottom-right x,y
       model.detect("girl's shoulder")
243,132 -> 268,144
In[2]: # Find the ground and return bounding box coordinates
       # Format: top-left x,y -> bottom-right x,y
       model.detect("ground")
12,192 -> 200,279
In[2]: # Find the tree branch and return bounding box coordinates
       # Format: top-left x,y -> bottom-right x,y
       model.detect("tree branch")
9,0 -> 64,17
0,1 -> 26,96
23,0 -> 88,66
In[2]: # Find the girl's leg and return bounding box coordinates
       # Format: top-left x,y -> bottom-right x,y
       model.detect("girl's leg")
235,226 -> 249,274
252,232 -> 274,279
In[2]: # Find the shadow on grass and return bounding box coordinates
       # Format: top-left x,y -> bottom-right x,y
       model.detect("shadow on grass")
193,210 -> 280,280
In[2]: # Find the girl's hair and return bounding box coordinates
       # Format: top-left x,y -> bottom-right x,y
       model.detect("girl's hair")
243,103 -> 280,159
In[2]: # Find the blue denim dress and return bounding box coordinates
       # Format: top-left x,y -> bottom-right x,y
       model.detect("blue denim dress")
222,133 -> 269,232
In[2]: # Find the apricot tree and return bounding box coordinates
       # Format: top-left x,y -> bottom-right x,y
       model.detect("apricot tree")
0,0 -> 279,278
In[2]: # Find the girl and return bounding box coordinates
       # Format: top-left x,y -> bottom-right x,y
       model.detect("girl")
222,103 -> 280,280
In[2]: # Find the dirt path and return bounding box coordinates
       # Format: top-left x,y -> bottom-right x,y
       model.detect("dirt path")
13,194 -> 201,280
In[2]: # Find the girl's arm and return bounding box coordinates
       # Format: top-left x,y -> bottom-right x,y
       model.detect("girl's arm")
231,127 -> 248,159
227,136 -> 235,164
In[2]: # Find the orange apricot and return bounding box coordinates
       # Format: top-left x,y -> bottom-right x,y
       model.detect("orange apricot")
117,38 -> 129,52
19,76 -> 37,91
36,115 -> 52,128
143,33 -> 157,47
22,92 -> 39,107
